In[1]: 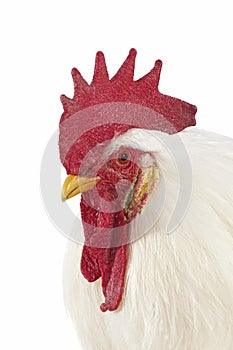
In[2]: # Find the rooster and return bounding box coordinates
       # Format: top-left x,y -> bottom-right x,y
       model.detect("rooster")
59,49 -> 233,350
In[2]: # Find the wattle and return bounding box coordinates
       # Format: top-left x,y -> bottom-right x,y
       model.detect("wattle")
80,195 -> 128,312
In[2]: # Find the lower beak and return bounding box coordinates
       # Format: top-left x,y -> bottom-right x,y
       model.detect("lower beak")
62,174 -> 100,201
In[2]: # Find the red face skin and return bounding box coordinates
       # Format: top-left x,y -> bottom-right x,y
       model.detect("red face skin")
89,148 -> 140,203
79,147 -> 148,312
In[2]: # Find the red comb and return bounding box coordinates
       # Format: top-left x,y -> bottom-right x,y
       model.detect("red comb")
60,48 -> 197,129
59,49 -> 197,173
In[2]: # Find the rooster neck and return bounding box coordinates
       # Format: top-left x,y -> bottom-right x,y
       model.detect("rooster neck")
63,129 -> 233,349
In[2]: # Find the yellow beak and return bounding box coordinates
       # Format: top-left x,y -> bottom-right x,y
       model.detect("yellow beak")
62,174 -> 101,201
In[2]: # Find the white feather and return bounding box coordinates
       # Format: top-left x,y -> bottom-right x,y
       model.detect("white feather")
63,128 -> 233,350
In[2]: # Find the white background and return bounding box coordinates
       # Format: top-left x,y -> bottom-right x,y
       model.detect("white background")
0,1 -> 232,349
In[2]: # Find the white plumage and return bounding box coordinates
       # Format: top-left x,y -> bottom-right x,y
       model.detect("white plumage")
63,128 -> 233,350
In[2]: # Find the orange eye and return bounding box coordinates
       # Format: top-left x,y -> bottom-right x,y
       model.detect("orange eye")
115,151 -> 131,167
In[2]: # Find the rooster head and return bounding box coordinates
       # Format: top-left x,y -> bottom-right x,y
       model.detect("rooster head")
59,49 -> 197,312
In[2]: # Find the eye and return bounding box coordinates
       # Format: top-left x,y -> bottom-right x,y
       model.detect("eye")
115,151 -> 131,167
120,153 -> 128,162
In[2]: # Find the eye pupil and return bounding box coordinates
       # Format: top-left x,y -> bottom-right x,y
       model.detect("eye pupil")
120,153 -> 128,162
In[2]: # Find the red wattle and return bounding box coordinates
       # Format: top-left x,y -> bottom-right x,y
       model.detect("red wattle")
80,195 -> 128,312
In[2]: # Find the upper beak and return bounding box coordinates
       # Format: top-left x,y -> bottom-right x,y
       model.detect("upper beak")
62,174 -> 101,201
